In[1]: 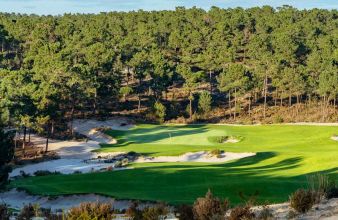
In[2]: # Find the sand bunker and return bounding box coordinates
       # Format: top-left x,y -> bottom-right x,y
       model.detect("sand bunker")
72,118 -> 133,144
0,189 -> 138,211
250,198 -> 338,220
331,136 -> 338,141
10,118 -> 254,177
10,118 -> 133,177
135,151 -> 255,163
223,138 -> 240,143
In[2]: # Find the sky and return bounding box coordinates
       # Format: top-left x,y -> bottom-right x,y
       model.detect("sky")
0,0 -> 337,15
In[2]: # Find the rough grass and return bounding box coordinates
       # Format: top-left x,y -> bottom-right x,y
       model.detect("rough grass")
11,124 -> 338,205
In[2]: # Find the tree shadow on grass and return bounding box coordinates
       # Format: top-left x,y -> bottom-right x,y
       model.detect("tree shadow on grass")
13,151 -> 338,206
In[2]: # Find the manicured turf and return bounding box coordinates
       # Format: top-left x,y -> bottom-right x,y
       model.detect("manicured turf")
12,124 -> 338,205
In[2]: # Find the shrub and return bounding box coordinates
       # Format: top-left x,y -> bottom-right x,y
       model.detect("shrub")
19,170 -> 31,178
142,203 -> 169,220
273,115 -> 284,123
228,205 -> 255,220
307,173 -> 331,202
125,202 -> 142,220
307,173 -> 338,200
122,158 -> 129,166
127,151 -> 138,157
193,189 -> 229,220
114,160 -> 122,168
209,149 -> 223,158
207,136 -> 242,144
207,136 -> 228,144
154,101 -> 166,123
257,205 -> 274,220
286,210 -> 298,219
176,204 -> 194,220
17,204 -> 35,220
0,204 -> 10,220
34,170 -> 61,176
289,189 -> 315,213
326,185 -> 338,199
67,202 -> 114,220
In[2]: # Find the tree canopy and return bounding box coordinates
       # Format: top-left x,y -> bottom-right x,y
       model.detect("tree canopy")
0,6 -> 337,125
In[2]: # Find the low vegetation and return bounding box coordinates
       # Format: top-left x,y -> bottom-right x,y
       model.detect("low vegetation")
289,189 -> 316,213
192,189 -> 229,220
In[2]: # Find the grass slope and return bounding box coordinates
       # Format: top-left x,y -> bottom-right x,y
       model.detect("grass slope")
12,124 -> 338,205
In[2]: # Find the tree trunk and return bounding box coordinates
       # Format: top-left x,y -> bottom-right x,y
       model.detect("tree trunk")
228,91 -> 231,118
138,94 -> 141,113
189,92 -> 193,120
322,96 -> 325,122
45,124 -> 50,153
51,121 -> 54,138
209,70 -> 212,94
248,93 -> 251,116
275,89 -> 278,107
263,75 -> 267,119
234,88 -> 237,120
23,126 -> 27,143
93,88 -> 97,116
296,94 -> 300,116
70,102 -> 75,136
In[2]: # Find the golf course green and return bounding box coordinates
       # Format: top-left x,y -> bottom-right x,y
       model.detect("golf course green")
12,124 -> 338,205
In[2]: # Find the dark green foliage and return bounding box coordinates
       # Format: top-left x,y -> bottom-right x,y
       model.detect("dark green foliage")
33,170 -> 61,176
289,189 -> 315,213
198,91 -> 212,115
17,204 -> 35,220
0,6 -> 337,127
0,128 -> 14,189
326,186 -> 338,199
0,204 -> 10,220
153,101 -> 166,123
176,204 -> 194,220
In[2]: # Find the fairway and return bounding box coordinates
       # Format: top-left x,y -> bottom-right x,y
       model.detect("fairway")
12,124 -> 338,205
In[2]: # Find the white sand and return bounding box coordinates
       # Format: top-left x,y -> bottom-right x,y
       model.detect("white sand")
10,118 -> 133,177
72,118 -> 133,144
250,198 -> 338,220
0,189 -> 134,211
1,189 -> 337,218
135,151 -> 255,163
224,139 -> 240,143
331,136 -> 338,141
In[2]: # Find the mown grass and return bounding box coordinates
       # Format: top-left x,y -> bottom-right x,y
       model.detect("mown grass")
12,124 -> 338,205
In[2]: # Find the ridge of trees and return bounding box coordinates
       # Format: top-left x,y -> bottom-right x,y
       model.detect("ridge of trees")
0,6 -> 337,134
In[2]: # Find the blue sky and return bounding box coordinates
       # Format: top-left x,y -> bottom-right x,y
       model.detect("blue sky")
0,0 -> 337,15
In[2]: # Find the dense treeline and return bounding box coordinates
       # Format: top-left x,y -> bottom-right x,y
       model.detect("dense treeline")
0,6 -> 337,132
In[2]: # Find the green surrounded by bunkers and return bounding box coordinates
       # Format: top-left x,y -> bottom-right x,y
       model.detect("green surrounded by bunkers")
11,124 -> 338,205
